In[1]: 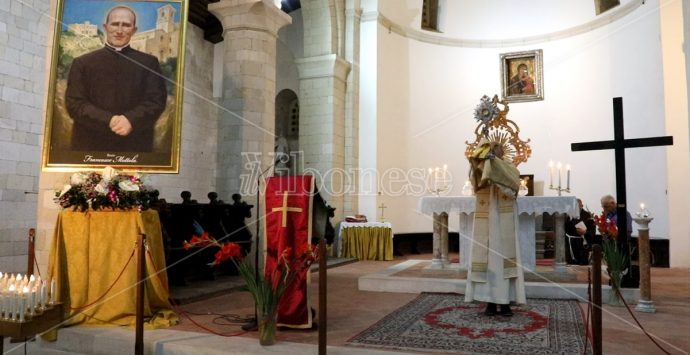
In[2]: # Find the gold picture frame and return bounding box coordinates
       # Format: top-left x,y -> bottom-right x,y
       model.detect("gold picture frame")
500,49 -> 544,103
42,0 -> 189,173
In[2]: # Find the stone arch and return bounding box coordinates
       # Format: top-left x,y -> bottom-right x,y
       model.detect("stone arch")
275,89 -> 300,174
299,0 -> 345,57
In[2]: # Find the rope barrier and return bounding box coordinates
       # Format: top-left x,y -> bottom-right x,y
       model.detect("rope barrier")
615,287 -> 672,355
145,249 -> 248,337
33,254 -> 42,279
67,245 -> 137,311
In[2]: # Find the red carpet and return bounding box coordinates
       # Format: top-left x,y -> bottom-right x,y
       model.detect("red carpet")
536,258 -> 555,266
348,292 -> 589,354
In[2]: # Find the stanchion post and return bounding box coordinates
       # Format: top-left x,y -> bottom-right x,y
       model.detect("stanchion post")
27,228 -> 36,275
633,216 -> 656,313
318,237 -> 327,355
592,244 -> 602,355
135,233 -> 146,355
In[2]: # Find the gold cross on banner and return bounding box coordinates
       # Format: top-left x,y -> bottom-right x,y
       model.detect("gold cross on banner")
271,191 -> 303,228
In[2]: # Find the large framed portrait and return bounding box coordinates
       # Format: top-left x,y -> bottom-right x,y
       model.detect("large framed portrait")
500,49 -> 544,103
42,0 -> 189,172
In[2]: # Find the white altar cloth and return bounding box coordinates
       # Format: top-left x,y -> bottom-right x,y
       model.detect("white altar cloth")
418,196 -> 578,271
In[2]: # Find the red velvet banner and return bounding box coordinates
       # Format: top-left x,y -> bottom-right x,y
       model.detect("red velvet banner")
263,175 -> 314,328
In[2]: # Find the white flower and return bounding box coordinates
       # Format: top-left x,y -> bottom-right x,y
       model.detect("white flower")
102,166 -> 118,183
95,181 -> 109,195
118,180 -> 140,192
70,172 -> 87,185
58,184 -> 72,197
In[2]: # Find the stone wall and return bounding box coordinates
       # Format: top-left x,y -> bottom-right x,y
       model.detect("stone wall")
0,0 -> 52,273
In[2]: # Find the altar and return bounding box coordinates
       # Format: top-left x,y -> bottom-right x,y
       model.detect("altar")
418,196 -> 578,272
48,210 -> 177,328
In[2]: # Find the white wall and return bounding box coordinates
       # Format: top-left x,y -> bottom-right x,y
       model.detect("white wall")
660,0 -> 690,267
366,1 -> 675,259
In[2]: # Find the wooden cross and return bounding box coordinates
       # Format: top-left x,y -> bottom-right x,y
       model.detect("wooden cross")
571,97 -> 673,273
271,191 -> 303,228
378,203 -> 387,221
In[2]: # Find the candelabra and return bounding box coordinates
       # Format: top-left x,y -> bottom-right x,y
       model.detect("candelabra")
428,165 -> 450,197
548,161 -> 570,196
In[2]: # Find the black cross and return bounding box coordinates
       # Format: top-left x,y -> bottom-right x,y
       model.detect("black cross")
571,97 -> 672,285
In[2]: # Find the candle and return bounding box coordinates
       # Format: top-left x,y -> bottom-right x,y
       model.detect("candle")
557,162 -> 562,188
566,164 -> 571,190
40,282 -> 47,309
29,290 -> 35,316
0,293 -> 5,319
50,278 -> 57,305
19,296 -> 25,322
548,160 -> 554,187
640,203 -> 645,210
442,164 -> 448,181
8,284 -> 15,320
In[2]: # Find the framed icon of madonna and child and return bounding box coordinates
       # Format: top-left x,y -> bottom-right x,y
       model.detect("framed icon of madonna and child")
41,0 -> 189,173
500,49 -> 544,103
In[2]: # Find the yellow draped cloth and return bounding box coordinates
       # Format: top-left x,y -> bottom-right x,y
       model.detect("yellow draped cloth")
342,227 -> 394,261
48,210 -> 178,330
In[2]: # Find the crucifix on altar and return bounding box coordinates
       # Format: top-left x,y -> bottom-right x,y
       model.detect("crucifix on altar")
571,97 -> 673,288
378,203 -> 387,222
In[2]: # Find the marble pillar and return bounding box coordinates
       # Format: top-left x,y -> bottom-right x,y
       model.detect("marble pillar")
633,216 -> 656,313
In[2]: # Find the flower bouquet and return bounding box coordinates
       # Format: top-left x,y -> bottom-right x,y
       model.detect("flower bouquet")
593,213 -> 628,305
55,166 -> 158,211
184,232 -> 319,345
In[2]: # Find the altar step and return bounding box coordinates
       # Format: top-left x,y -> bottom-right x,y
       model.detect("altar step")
358,260 -> 640,303
22,327 -> 410,355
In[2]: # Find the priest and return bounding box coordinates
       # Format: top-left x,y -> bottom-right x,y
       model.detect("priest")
465,138 -> 526,316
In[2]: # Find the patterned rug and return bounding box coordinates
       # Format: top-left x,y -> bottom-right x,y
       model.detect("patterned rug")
347,293 -> 590,354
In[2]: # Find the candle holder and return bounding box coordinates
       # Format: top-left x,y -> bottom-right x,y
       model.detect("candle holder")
461,180 -> 474,196
427,166 -> 451,197
548,161 -> 570,196
548,184 -> 570,196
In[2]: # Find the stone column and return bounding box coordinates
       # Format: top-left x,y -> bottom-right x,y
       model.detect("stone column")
458,213 -> 474,270
429,212 -> 449,269
208,0 -> 292,198
633,216 -> 656,313
553,212 -> 566,272
553,213 -> 567,272
296,54 -> 350,220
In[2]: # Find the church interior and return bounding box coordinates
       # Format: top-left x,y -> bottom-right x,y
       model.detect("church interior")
1,0 -> 690,353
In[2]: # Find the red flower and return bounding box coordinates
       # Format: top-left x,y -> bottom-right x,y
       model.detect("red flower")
594,213 -> 618,240
212,242 -> 243,266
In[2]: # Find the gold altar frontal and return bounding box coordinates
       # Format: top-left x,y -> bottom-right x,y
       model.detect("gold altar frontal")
48,210 -> 177,328
341,224 -> 394,261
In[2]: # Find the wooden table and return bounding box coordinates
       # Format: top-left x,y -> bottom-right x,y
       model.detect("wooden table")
0,304 -> 62,352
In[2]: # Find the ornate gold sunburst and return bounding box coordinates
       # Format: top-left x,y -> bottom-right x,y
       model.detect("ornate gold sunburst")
465,95 -> 531,166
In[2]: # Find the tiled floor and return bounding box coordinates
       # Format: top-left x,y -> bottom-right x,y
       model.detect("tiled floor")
171,253 -> 690,354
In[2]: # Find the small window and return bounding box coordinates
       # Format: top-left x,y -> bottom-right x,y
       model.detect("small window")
421,0 -> 439,32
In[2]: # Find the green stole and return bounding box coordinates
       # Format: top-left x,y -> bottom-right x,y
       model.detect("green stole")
469,150 -> 520,283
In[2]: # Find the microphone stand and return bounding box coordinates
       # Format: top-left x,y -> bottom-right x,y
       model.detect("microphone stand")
241,161 -> 277,331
